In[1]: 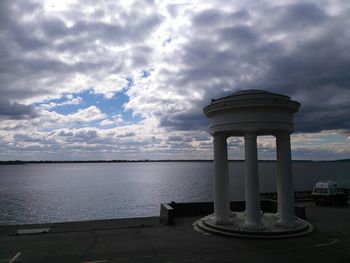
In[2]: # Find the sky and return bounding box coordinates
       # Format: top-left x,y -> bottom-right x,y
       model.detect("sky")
0,0 -> 349,161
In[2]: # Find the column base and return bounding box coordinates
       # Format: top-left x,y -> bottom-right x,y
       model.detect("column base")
211,215 -> 232,225
194,213 -> 314,239
272,212 -> 280,220
276,219 -> 301,228
243,210 -> 263,216
243,221 -> 265,231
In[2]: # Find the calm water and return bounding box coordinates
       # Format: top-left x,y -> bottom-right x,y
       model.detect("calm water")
0,161 -> 350,225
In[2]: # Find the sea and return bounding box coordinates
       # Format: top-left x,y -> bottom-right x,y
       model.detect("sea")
0,161 -> 349,225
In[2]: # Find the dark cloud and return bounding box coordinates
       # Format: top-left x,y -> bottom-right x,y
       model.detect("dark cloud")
70,15 -> 162,45
13,133 -> 56,145
220,25 -> 258,45
276,2 -> 328,30
0,0 -> 162,102
192,9 -> 225,27
55,129 -> 117,145
168,135 -> 184,142
0,98 -> 38,119
58,130 -> 74,137
160,111 -> 209,131
41,16 -> 70,38
157,1 -> 350,134
117,132 -> 136,138
0,1 -> 40,30
295,101 -> 350,132
192,8 -> 251,28
69,130 -> 98,142
291,146 -> 350,161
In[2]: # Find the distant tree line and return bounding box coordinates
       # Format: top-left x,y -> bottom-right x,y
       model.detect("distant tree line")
0,159 -> 349,165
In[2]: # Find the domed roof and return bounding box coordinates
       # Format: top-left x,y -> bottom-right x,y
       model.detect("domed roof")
209,89 -> 291,104
230,89 -> 273,96
204,89 -> 300,115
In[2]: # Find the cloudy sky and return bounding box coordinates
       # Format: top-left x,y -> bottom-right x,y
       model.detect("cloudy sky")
0,0 -> 349,161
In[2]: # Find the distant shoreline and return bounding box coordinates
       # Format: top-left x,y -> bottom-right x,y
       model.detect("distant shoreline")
1,159 -> 349,165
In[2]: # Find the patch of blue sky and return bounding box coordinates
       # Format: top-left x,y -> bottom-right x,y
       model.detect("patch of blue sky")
43,95 -> 83,115
162,37 -> 172,46
142,70 -> 151,78
38,89 -> 142,124
126,76 -> 134,86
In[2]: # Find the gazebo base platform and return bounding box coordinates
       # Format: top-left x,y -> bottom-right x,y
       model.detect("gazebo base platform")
193,212 -> 313,239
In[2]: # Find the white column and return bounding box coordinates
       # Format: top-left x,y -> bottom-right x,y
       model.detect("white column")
276,151 -> 282,217
244,133 -> 264,229
276,133 -> 297,227
213,134 -> 231,224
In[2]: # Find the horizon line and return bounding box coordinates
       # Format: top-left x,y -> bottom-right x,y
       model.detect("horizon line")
1,159 -> 349,164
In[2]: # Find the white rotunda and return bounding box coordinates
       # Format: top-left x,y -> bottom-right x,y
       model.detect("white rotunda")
194,89 -> 313,238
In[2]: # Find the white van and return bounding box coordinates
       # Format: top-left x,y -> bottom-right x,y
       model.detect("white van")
312,181 -> 347,206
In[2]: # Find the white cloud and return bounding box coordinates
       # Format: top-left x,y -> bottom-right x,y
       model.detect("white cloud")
99,114 -> 124,126
68,106 -> 106,122
93,75 -> 128,99
99,119 -> 114,126
40,96 -> 83,109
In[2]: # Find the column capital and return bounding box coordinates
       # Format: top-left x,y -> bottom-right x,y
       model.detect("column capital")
213,133 -> 229,140
244,132 -> 257,140
275,131 -> 291,140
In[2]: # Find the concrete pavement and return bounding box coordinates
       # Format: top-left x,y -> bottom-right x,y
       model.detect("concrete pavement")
1,202 -> 350,262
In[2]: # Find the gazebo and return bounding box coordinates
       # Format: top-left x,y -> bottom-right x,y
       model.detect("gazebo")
194,89 -> 313,238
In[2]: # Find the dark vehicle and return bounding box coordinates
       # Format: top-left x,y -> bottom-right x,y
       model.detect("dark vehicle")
312,181 -> 347,206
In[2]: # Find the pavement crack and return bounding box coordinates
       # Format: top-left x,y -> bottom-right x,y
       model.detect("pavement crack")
82,231 -> 99,254
314,239 -> 341,247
